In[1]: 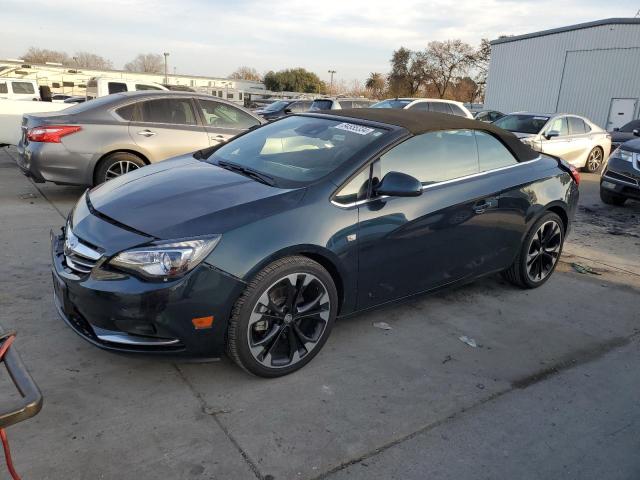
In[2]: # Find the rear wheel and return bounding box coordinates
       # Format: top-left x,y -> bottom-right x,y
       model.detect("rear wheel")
600,188 -> 627,206
583,147 -> 603,173
227,256 -> 338,377
502,212 -> 564,289
94,152 -> 146,185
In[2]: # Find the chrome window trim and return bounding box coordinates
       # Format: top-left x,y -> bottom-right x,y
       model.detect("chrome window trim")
331,156 -> 541,208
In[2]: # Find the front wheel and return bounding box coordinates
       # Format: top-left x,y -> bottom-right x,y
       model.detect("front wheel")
600,188 -> 626,206
502,212 -> 565,289
583,147 -> 604,173
227,256 -> 338,377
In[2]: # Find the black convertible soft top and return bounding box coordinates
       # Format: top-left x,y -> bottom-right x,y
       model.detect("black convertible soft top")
318,108 -> 539,162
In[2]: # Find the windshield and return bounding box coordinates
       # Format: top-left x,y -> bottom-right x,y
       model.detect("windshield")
263,101 -> 290,112
371,99 -> 411,109
207,116 -> 387,186
494,114 -> 549,134
619,120 -> 640,133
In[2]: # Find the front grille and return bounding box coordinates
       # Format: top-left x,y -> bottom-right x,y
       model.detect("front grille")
63,227 -> 102,275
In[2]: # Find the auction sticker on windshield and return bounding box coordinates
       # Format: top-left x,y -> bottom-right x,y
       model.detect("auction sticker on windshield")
335,123 -> 375,135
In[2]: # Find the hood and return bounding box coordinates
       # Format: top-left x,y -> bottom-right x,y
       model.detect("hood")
511,132 -> 536,139
620,138 -> 640,153
88,155 -> 305,239
610,130 -> 636,143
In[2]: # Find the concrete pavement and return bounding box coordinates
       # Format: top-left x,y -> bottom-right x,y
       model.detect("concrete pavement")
0,147 -> 638,480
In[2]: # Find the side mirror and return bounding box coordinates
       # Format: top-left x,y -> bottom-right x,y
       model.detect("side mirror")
374,172 -> 422,197
613,127 -> 620,132
633,129 -> 639,137
544,130 -> 560,140
284,108 -> 292,114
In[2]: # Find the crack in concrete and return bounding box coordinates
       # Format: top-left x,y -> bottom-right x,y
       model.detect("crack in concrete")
172,364 -> 264,480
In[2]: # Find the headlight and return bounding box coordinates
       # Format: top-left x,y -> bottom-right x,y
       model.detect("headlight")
110,236 -> 221,280
611,148 -> 633,162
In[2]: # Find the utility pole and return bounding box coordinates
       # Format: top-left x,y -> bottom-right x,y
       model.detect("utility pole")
163,52 -> 170,84
328,70 -> 336,95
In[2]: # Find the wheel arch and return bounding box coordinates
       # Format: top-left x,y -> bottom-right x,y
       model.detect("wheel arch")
244,245 -> 349,315
93,149 -> 150,185
546,203 -> 569,232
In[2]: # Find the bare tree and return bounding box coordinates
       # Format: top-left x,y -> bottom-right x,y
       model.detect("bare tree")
470,38 -> 491,103
365,72 -> 385,99
229,66 -> 262,82
421,40 -> 476,98
124,53 -> 164,73
22,47 -> 70,65
73,51 -> 113,70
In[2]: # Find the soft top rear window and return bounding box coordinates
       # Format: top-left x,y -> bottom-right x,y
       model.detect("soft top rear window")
494,114 -> 549,134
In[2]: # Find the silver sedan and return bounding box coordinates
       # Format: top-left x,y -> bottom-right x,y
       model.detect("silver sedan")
494,112 -> 611,172
17,91 -> 265,186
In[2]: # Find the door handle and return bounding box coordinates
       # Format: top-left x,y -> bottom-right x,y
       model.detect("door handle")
137,130 -> 156,137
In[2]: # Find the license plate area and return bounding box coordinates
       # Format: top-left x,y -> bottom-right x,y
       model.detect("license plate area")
52,272 -> 72,316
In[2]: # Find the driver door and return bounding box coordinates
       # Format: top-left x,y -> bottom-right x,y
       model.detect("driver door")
355,130 -> 506,309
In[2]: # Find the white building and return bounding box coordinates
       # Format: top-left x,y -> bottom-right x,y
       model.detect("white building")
485,18 -> 640,130
0,59 -> 267,104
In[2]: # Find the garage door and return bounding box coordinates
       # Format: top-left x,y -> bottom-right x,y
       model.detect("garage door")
556,48 -> 640,129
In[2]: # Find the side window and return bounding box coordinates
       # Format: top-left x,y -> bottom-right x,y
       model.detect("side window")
289,102 -> 304,113
0,82 -> 7,94
409,102 -> 429,111
108,82 -> 128,94
12,82 -> 35,94
475,131 -> 518,171
139,98 -> 197,125
115,103 -> 137,121
197,99 -> 260,129
449,104 -> 466,117
568,117 -> 586,135
380,130 -> 479,185
135,84 -> 163,91
546,117 -> 568,136
430,102 -> 452,114
334,167 -> 371,205
338,100 -> 353,109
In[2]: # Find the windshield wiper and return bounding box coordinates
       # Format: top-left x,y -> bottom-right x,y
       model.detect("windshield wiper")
217,160 -> 275,186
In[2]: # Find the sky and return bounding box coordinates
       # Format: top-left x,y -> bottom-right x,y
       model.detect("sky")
1,0 -> 637,84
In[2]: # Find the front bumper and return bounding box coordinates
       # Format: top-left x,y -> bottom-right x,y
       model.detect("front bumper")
51,229 -> 245,357
601,155 -> 640,201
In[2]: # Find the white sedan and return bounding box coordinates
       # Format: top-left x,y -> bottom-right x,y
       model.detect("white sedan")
494,112 -> 611,172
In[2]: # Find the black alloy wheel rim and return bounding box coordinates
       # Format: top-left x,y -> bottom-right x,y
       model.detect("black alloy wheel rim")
587,148 -> 602,171
105,161 -> 140,181
526,220 -> 562,282
247,273 -> 331,369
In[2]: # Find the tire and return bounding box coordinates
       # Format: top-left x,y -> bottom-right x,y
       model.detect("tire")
502,212 -> 565,289
94,152 -> 146,185
600,188 -> 627,206
227,256 -> 338,377
583,147 -> 604,173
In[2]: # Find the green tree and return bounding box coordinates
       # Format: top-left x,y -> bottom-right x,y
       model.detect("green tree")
264,68 -> 324,93
387,47 -> 426,97
365,72 -> 385,98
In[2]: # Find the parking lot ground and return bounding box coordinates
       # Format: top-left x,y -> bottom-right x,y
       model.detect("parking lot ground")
1,146 -> 639,480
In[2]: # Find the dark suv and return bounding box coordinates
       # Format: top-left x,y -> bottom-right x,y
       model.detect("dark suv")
600,138 -> 640,205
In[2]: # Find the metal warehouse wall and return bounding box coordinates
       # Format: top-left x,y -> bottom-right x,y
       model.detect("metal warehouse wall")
485,22 -> 640,127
